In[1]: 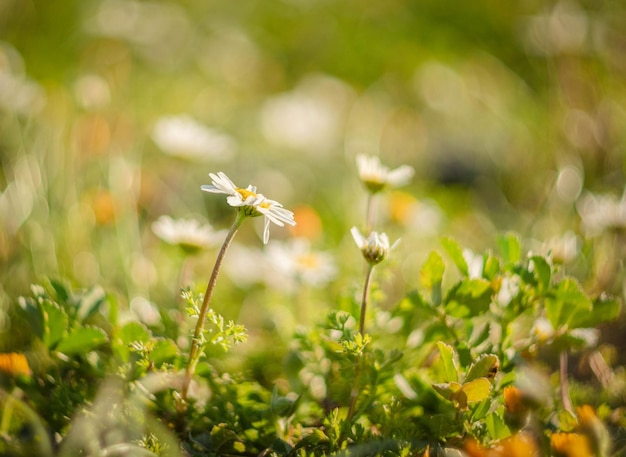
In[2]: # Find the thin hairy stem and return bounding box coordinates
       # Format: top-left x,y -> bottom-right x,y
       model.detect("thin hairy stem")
358,264 -> 374,336
348,264 -> 375,421
180,212 -> 246,409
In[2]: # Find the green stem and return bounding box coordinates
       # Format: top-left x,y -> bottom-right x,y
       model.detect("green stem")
366,193 -> 376,232
348,264 -> 375,421
358,264 -> 374,336
180,212 -> 246,409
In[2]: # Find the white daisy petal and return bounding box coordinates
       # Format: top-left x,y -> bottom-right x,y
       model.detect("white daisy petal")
201,171 -> 296,244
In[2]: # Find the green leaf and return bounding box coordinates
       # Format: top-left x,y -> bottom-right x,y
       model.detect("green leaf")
569,295 -> 621,329
432,382 -> 462,401
48,278 -> 70,303
482,253 -> 501,280
113,321 -> 152,361
150,338 -> 179,366
465,354 -> 499,382
529,255 -> 551,291
116,321 -> 152,346
451,378 -> 491,410
446,280 -> 492,317
41,299 -> 68,349
56,326 -> 108,355
546,278 -> 592,328
441,237 -> 468,275
498,232 -> 521,265
436,341 -> 459,383
456,278 -> 491,298
420,251 -> 445,306
18,296 -> 44,339
484,412 -> 511,440
75,286 -> 107,323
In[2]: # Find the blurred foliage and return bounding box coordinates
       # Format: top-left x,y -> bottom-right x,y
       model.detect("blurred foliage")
1,0 -> 626,455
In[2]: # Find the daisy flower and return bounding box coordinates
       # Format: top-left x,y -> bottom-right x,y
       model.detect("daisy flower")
356,154 -> 414,193
351,226 -> 395,265
201,172 -> 296,243
152,215 -> 226,254
266,238 -> 337,288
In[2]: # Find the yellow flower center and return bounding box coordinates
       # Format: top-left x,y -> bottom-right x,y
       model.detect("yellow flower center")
297,253 -> 320,270
236,187 -> 258,200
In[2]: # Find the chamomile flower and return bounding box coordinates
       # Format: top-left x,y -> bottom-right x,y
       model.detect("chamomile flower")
351,226 -> 395,265
151,114 -> 235,161
152,215 -> 226,254
356,154 -> 414,193
201,172 -> 296,244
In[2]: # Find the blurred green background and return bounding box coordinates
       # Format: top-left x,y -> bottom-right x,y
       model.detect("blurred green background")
1,0 -> 626,339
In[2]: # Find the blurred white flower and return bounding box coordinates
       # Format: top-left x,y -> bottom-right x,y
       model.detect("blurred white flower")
260,74 -> 352,153
0,44 -> 45,115
73,74 -> 111,109
495,274 -> 521,307
351,227 -> 395,265
542,231 -> 580,263
569,328 -> 599,348
152,215 -> 225,253
576,189 -> 626,237
222,243 -> 267,287
463,248 -> 484,279
202,172 -> 296,244
266,238 -> 337,289
531,317 -> 555,342
129,296 -> 161,326
356,154 -> 414,194
151,114 -> 236,161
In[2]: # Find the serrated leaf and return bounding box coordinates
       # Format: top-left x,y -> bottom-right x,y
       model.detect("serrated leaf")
546,278 -> 592,328
465,354 -> 499,382
441,237 -> 468,275
56,327 -> 108,355
41,299 -> 68,349
48,278 -> 70,302
436,341 -> 459,383
420,251 -> 445,306
498,232 -> 521,265
569,295 -> 621,329
484,412 -> 510,440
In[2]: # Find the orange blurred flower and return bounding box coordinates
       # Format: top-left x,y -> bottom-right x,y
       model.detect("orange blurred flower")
464,433 -> 538,457
550,432 -> 594,457
289,205 -> 322,240
0,352 -> 31,377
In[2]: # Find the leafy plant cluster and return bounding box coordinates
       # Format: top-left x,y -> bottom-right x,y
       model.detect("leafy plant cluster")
0,231 -> 623,456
